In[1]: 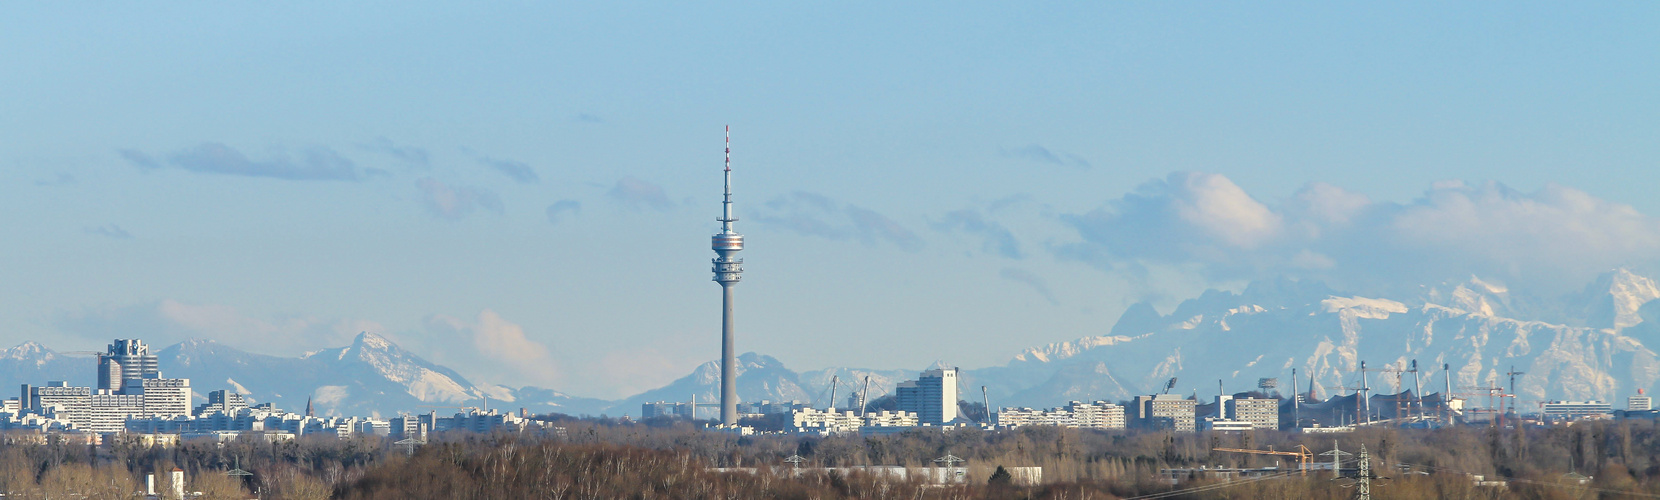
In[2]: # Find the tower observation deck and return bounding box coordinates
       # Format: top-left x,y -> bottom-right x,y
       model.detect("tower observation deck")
712,126 -> 744,425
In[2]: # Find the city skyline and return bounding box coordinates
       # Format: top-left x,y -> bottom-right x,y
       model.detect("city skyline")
4,3 -> 1660,399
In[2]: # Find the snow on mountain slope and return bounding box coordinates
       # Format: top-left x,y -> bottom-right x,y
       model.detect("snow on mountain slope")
0,342 -> 90,389
153,333 -> 608,417
605,353 -> 814,417
971,273 -> 1660,408
1576,269 -> 1660,330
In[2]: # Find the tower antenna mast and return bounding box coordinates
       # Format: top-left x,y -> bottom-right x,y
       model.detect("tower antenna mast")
711,125 -> 746,425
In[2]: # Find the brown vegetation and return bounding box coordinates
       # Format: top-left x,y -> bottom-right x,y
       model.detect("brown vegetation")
0,418 -> 1659,498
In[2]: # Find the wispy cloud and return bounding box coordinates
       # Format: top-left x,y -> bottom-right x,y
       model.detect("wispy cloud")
478,157 -> 539,184
1001,144 -> 1091,169
416,178 -> 503,219
755,191 -> 923,250
933,209 -> 1022,258
34,172 -> 75,186
1000,268 -> 1058,304
608,176 -> 675,211
122,143 -> 382,181
84,224 -> 133,239
546,200 -> 581,225
358,137 -> 430,168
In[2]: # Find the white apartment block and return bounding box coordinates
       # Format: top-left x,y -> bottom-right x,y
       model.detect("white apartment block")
1226,398 -> 1279,430
792,408 -> 863,434
997,401 -> 1125,430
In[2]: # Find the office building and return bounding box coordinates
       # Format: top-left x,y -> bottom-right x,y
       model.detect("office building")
97,339 -> 159,393
1542,401 -> 1613,422
1629,390 -> 1652,412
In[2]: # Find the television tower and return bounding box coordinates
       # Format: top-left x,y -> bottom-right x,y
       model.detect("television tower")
711,125 -> 745,425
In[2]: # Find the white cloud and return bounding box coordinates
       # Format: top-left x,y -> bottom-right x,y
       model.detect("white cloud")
423,310 -> 561,387
1060,173 -> 1660,294
416,177 -> 503,219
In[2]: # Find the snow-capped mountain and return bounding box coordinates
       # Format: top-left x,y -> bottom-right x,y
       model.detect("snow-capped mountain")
1571,268 -> 1660,330
0,342 -> 90,390
605,353 -> 811,416
967,269 -> 1660,408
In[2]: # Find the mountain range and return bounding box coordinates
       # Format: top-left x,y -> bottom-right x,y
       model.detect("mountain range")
2,269 -> 1656,417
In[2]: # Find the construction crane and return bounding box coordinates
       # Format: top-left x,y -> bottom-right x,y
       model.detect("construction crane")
1329,383 -> 1367,426
1505,366 -> 1525,400
1456,385 -> 1515,428
1212,445 -> 1316,475
1370,361 -> 1420,421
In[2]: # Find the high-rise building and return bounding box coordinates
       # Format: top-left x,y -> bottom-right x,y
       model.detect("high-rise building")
124,377 -> 192,418
98,339 -> 158,393
897,368 -> 959,425
1227,398 -> 1280,430
30,382 -> 92,429
195,390 -> 249,417
711,127 -> 745,425
1133,394 -> 1197,432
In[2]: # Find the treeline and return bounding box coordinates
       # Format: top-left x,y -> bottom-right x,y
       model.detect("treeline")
3,419 -> 1660,498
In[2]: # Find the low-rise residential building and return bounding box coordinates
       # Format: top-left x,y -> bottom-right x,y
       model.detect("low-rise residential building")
996,401 -> 1126,430
793,408 -> 862,434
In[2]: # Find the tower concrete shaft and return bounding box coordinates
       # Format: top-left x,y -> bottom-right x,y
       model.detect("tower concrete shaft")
711,126 -> 744,424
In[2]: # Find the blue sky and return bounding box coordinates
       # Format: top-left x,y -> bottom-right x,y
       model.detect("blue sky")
3,2 -> 1657,398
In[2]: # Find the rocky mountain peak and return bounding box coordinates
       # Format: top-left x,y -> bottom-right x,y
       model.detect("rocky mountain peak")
1577,268 -> 1660,330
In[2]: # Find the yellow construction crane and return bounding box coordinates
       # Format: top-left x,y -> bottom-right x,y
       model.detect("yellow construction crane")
1212,445 -> 1316,475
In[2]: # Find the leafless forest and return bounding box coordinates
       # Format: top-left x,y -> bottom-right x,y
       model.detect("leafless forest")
3,418 -> 1660,499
